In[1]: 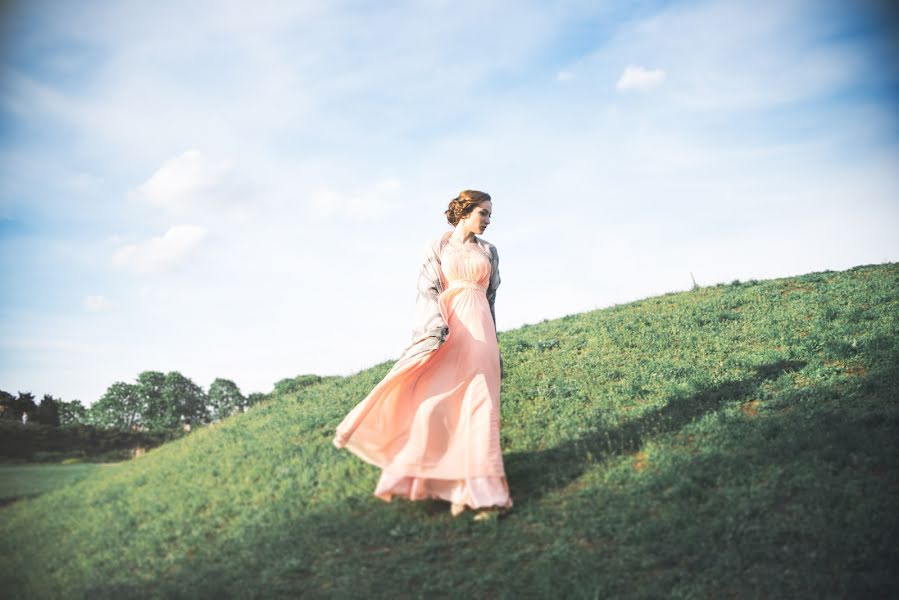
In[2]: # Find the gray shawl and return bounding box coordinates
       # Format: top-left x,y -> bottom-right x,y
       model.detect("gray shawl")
386,230 -> 502,377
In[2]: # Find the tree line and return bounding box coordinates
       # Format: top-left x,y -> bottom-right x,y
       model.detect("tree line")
0,371 -> 270,432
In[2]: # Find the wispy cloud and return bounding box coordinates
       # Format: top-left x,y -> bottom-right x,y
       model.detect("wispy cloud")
308,178 -> 404,220
112,225 -> 208,272
132,149 -> 243,213
616,65 -> 666,91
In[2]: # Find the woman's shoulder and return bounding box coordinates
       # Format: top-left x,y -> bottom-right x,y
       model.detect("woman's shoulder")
475,235 -> 498,255
423,230 -> 453,255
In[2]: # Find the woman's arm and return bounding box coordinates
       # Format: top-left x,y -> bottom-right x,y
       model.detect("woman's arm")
486,244 -> 501,336
383,239 -> 448,378
486,244 -> 503,378
410,237 -> 449,346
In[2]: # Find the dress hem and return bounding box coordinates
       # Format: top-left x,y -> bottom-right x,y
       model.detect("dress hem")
333,437 -> 512,510
374,471 -> 513,510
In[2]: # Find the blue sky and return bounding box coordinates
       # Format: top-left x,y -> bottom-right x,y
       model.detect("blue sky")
1,0 -> 897,405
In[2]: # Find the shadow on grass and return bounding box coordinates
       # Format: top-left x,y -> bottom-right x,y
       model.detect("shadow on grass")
0,493 -> 47,508
504,359 -> 806,505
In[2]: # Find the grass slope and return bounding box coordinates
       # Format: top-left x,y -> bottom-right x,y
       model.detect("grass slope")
0,463 -> 119,504
2,263 -> 897,599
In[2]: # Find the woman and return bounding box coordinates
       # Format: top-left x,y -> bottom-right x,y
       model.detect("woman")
332,189 -> 512,520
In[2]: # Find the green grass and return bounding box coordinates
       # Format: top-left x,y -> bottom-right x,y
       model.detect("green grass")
1,263 -> 897,599
0,463 -> 124,504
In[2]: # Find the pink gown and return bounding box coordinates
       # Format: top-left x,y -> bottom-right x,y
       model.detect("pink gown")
332,237 -> 512,510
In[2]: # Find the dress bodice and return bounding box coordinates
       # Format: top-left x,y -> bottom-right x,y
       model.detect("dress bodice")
440,239 -> 492,289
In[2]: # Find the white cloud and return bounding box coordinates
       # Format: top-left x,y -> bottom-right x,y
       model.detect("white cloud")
556,70 -> 574,81
616,65 -> 666,91
83,295 -> 111,312
133,149 -> 237,213
597,2 -> 863,109
112,225 -> 208,272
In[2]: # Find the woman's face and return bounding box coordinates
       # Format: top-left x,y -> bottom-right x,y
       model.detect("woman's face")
461,200 -> 492,235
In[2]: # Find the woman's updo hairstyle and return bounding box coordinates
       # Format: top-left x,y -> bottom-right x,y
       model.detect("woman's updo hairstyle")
445,189 -> 491,226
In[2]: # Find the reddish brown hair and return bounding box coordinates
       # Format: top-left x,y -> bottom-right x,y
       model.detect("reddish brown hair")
444,190 -> 491,226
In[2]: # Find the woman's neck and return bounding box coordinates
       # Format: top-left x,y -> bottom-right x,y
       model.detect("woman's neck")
450,227 -> 476,244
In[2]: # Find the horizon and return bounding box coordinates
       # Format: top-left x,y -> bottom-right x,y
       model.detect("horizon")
2,259 -> 893,405
2,0 -> 898,405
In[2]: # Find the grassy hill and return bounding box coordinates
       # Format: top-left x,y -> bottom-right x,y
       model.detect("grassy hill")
2,263 -> 897,599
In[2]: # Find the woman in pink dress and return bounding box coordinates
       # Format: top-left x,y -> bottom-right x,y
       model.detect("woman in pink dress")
332,190 -> 512,520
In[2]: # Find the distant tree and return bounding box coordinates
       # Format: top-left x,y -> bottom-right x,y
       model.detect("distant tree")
207,378 -> 246,420
90,382 -> 141,429
58,399 -> 88,426
15,392 -> 38,422
162,371 -> 209,428
134,371 -> 166,429
0,390 -> 15,420
36,394 -> 61,426
273,374 -> 322,396
246,392 -> 267,410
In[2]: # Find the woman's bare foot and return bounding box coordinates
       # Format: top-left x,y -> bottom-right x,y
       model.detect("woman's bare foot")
450,502 -> 466,517
473,506 -> 511,522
